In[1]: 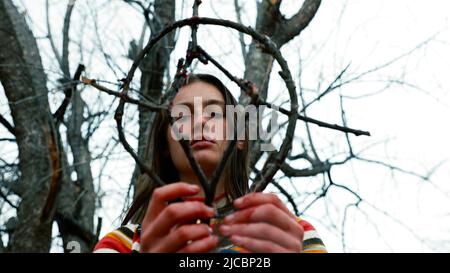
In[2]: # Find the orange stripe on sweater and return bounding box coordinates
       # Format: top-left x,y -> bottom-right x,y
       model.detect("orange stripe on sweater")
94,237 -> 132,253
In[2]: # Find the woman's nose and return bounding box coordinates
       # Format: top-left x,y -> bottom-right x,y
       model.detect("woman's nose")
192,110 -> 208,131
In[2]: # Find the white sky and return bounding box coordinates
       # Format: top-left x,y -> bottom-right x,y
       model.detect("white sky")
1,0 -> 450,252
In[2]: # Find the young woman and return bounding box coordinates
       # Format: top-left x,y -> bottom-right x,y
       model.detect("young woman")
93,74 -> 327,253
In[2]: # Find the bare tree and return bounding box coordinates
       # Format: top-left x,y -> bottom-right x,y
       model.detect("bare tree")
0,0 -> 177,252
1,0 -> 447,252
1,0 -> 63,252
0,0 -> 97,252
125,0 -> 177,205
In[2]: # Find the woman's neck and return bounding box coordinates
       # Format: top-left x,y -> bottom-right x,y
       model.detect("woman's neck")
179,173 -> 225,199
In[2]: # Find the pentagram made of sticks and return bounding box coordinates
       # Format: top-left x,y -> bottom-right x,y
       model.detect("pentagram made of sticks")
118,22 -> 297,205
82,1 -> 369,217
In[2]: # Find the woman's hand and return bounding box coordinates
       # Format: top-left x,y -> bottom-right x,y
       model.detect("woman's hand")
140,182 -> 219,253
219,192 -> 304,253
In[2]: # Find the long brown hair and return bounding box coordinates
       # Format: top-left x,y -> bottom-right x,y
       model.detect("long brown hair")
122,74 -> 250,225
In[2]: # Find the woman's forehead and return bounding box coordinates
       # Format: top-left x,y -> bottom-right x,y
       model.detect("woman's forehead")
173,81 -> 225,105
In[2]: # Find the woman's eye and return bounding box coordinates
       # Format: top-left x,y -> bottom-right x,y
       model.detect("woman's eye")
175,114 -> 191,122
209,111 -> 223,119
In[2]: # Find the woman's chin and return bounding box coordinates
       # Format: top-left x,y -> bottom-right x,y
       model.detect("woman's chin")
193,152 -> 220,172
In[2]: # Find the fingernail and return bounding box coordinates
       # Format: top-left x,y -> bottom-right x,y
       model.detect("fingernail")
234,198 -> 243,207
220,225 -> 230,236
207,207 -> 215,215
189,185 -> 200,191
224,214 -> 234,223
230,235 -> 242,244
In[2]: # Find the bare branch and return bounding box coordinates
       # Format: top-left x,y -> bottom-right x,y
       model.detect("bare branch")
355,156 -> 433,181
233,0 -> 247,60
287,151 -> 316,164
280,161 -> 330,177
123,0 -> 154,29
93,217 -> 102,247
300,62 -> 351,113
200,49 -> 368,138
53,64 -> 85,123
81,77 -> 166,111
54,211 -> 97,249
88,5 -> 126,79
260,99 -> 371,136
208,137 -> 237,205
0,113 -> 15,136
271,180 -> 299,216
300,181 -> 329,215
363,201 -> 438,251
61,0 -> 77,77
341,32 -> 441,90
327,170 -> 362,202
45,0 -> 62,68
339,94 -> 354,157
0,189 -> 18,209
341,200 -> 361,252
274,0 -> 322,46
298,71 -> 320,161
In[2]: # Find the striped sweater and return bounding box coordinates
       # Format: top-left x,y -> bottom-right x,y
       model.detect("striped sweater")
94,217 -> 327,253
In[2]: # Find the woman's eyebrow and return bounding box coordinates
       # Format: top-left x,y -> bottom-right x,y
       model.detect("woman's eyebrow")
204,99 -> 226,107
175,99 -> 226,107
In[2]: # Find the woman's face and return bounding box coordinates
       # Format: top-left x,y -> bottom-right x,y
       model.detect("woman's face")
167,81 -> 229,179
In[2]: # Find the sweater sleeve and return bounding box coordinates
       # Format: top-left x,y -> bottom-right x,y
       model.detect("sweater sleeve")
93,224 -> 138,253
297,218 -> 328,253
93,220 -> 327,253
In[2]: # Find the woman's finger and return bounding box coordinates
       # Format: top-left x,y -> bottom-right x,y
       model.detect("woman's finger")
219,223 -> 301,252
144,182 -> 200,222
223,203 -> 303,239
229,235 -> 290,253
176,235 -> 219,253
152,201 -> 214,236
233,192 -> 295,218
157,224 -> 212,253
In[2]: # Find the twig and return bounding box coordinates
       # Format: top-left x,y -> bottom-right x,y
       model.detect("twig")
300,62 -> 351,113
0,138 -> 16,142
259,99 -> 371,137
61,0 -> 76,77
45,0 -> 62,68
233,0 -> 247,60
207,136 -> 237,206
0,114 -> 15,136
53,64 -> 85,123
280,161 -> 331,177
114,108 -> 165,187
0,189 -> 18,209
271,180 -> 299,216
81,77 -> 166,111
298,73 -> 320,161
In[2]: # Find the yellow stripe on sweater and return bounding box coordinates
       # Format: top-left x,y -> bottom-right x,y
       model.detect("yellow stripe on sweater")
106,230 -> 133,249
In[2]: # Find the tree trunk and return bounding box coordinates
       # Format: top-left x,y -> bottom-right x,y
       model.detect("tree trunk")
131,0 -> 176,196
0,0 -> 58,252
0,0 -> 96,252
59,85 -> 95,252
242,0 -> 321,167
52,0 -> 96,252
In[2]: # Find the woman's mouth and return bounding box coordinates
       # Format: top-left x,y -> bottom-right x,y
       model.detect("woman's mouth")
190,138 -> 216,149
